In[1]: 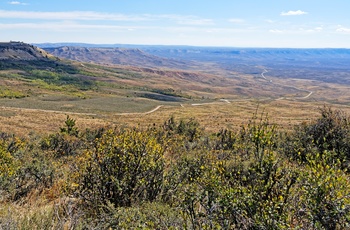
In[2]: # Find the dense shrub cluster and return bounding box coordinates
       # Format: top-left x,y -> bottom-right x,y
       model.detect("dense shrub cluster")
75,129 -> 166,209
1,107 -> 350,229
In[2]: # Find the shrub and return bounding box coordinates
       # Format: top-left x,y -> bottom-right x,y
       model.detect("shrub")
295,151 -> 350,229
74,128 -> 166,211
163,116 -> 202,143
60,115 -> 79,137
40,133 -> 83,157
286,106 -> 350,167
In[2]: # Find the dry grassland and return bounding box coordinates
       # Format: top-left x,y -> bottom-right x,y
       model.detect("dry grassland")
2,98 -> 350,136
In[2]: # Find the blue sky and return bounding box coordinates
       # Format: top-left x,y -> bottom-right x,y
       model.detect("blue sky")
1,0 -> 350,47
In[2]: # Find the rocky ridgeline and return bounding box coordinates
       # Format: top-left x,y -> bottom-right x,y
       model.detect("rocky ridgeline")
44,46 -> 189,69
0,41 -> 50,60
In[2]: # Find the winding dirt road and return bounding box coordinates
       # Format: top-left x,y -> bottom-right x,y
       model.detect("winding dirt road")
259,68 -> 313,100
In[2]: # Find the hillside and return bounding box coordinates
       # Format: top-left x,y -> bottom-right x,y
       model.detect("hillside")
0,41 -> 77,72
0,42 -> 52,60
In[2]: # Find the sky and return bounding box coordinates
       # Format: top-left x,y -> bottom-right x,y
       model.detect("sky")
1,0 -> 350,48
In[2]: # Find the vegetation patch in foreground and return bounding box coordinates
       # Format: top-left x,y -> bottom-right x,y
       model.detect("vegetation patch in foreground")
0,106 -> 350,229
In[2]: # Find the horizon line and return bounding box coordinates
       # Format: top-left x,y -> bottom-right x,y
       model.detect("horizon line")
30,41 -> 350,49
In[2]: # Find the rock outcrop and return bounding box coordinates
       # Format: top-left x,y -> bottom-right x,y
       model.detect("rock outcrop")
0,41 -> 51,60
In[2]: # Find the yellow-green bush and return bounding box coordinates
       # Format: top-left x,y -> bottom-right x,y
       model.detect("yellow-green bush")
74,128 -> 166,210
0,145 -> 17,178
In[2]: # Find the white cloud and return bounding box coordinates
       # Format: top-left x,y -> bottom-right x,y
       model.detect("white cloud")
0,22 -> 151,30
269,29 -> 284,34
269,27 -> 323,34
336,26 -> 350,33
280,10 -> 308,16
0,10 -> 214,27
0,22 -> 218,32
0,10 -> 150,21
8,1 -> 28,5
314,27 -> 323,32
177,18 -> 214,26
156,14 -> 214,26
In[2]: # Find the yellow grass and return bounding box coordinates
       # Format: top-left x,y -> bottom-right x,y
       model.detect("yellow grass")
2,98 -> 350,136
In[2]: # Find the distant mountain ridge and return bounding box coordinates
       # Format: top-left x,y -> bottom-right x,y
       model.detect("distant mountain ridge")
0,42 -> 77,72
43,46 -> 191,69
35,42 -> 350,58
36,42 -> 350,70
0,41 -> 51,60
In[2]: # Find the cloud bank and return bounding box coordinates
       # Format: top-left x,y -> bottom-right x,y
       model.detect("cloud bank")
280,10 -> 308,16
8,1 -> 28,5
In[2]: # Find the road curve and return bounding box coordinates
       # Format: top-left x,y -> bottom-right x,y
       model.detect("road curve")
259,68 -> 313,100
116,105 -> 163,116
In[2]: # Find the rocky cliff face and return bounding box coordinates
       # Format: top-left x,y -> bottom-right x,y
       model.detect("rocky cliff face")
0,42 -> 76,72
0,42 -> 51,60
